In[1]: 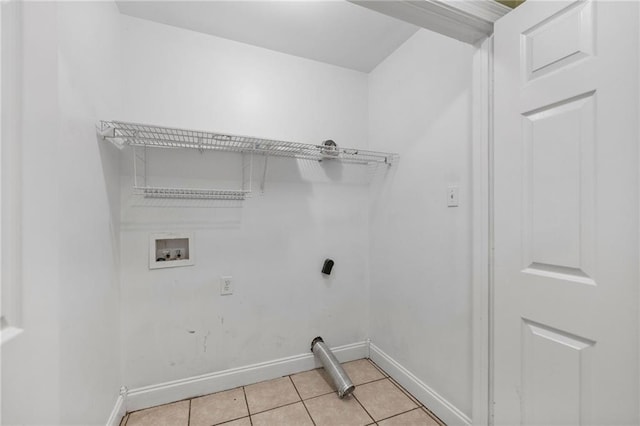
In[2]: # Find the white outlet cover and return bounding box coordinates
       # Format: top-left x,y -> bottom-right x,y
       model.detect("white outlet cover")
220,276 -> 233,295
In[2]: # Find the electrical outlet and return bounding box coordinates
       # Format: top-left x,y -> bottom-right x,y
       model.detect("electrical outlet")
220,276 -> 233,296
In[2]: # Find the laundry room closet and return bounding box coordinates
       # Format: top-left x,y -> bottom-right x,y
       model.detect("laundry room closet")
1,1 -> 506,425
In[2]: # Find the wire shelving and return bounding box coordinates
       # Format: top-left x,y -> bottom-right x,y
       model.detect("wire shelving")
98,120 -> 398,200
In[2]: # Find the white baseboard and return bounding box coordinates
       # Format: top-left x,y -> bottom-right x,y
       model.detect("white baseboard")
124,340 -> 368,413
369,343 -> 471,426
106,392 -> 126,426
108,339 -> 471,426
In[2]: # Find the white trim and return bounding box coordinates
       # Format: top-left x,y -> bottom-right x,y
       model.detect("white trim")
369,343 -> 471,426
471,35 -> 493,426
106,390 -> 127,426
115,339 -> 478,425
1,4 -> 3,413
1,0 -> 3,327
451,0 -> 512,23
486,33 -> 497,426
0,0 -> 23,339
125,341 -> 368,413
349,0 -> 510,45
637,0 -> 640,417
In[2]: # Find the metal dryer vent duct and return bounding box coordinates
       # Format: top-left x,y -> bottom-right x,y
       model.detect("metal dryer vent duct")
310,336 -> 355,398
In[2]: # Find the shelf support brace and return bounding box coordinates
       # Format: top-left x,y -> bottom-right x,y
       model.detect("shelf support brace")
96,123 -> 126,149
260,155 -> 269,194
242,151 -> 253,194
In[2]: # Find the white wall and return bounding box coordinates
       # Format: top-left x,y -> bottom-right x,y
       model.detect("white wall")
2,6 -> 477,423
368,29 -> 475,418
1,0 -> 23,333
118,16 -> 372,389
56,3 -> 122,424
1,3 -> 61,423
1,2 -> 122,425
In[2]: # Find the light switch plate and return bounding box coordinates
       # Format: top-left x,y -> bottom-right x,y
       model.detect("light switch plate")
447,186 -> 459,207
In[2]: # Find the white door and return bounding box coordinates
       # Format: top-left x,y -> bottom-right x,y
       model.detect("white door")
493,1 -> 639,425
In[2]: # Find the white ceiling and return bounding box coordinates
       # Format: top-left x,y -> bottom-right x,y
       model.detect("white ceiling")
116,1 -> 419,73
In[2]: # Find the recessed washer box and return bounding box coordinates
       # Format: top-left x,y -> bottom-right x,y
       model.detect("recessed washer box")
149,232 -> 194,269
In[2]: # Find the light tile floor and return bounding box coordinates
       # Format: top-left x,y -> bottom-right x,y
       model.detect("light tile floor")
120,359 -> 445,426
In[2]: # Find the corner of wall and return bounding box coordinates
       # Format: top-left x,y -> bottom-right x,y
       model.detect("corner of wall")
106,387 -> 128,426
366,27 -> 476,419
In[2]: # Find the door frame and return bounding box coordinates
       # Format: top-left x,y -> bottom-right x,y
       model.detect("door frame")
471,35 -> 494,426
0,0 -> 25,346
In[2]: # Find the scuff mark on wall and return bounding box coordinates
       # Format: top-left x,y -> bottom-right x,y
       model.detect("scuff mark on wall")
203,331 -> 211,353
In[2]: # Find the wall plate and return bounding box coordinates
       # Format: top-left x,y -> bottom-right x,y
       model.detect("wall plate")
149,232 -> 195,270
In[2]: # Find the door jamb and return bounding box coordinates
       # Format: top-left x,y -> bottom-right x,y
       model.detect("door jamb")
471,34 -> 494,426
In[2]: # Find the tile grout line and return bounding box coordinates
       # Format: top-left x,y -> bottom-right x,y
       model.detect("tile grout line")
376,406 -> 427,424
300,399 -> 313,425
343,359 -> 388,386
212,415 -> 252,426
386,376 -> 422,406
187,399 -> 191,426
300,387 -> 335,400
353,377 -> 429,425
288,375 -> 317,426
365,360 -> 445,425
291,368 -> 336,400
299,375 -> 389,405
216,416 -> 252,426
385,376 -> 441,424
247,399 -> 306,418
302,389 -> 346,403
386,377 -> 445,425
421,405 -> 447,426
353,376 -> 388,388
351,392 -> 376,425
190,388 -> 251,426
127,398 -> 189,415
241,386 -> 253,426
365,358 -> 389,377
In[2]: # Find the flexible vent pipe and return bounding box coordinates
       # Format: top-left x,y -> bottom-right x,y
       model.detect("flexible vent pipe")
310,337 -> 355,398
